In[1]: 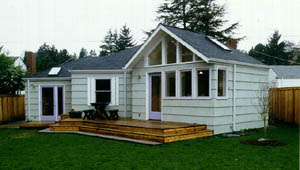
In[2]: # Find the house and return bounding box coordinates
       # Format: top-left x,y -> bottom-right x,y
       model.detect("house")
24,24 -> 270,134
11,56 -> 27,71
269,65 -> 300,88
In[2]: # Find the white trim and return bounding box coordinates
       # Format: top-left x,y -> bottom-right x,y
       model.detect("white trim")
27,79 -> 30,121
179,69 -> 193,98
146,60 -> 205,69
195,67 -> 211,99
70,70 -> 131,74
162,37 -> 167,65
146,37 -> 164,66
87,77 -> 91,105
124,24 -> 209,69
124,25 -> 163,69
124,71 -> 127,117
23,77 -> 71,81
232,64 -> 236,131
160,26 -> 209,63
216,66 -> 228,99
145,72 -> 149,120
209,58 -> 271,69
164,70 -> 177,99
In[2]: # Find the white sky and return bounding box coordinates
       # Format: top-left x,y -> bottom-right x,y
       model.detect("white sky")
0,0 -> 299,56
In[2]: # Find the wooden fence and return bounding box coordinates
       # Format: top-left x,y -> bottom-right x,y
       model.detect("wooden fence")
269,87 -> 300,125
0,94 -> 25,123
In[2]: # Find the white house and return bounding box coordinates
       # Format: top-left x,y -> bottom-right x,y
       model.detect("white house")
269,65 -> 300,88
11,57 -> 27,71
24,24 -> 270,134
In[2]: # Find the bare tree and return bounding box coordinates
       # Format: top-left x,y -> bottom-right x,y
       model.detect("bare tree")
256,82 -> 270,139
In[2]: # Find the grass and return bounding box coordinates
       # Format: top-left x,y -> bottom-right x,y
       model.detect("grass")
0,125 -> 298,170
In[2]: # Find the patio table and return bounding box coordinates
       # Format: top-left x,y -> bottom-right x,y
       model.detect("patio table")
91,102 -> 110,120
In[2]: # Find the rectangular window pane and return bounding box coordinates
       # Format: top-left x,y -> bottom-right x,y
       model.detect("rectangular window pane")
96,79 -> 110,90
166,37 -> 177,64
57,87 -> 63,115
42,87 -> 54,116
182,45 -> 193,62
149,42 -> 162,65
166,72 -> 176,97
96,92 -> 111,103
181,71 -> 192,97
218,69 -> 226,97
197,69 -> 209,97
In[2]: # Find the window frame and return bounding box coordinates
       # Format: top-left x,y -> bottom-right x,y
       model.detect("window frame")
164,70 -> 177,99
95,79 -> 112,104
216,67 -> 228,99
179,69 -> 193,98
146,38 -> 164,67
195,67 -> 211,99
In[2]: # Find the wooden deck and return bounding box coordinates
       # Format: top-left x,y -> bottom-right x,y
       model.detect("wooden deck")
19,121 -> 55,129
50,118 -> 213,143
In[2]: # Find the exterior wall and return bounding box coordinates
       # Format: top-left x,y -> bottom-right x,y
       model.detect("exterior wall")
132,58 -> 214,128
25,79 -> 72,121
131,56 -> 269,134
71,72 -> 132,118
213,63 -> 269,134
14,57 -> 27,71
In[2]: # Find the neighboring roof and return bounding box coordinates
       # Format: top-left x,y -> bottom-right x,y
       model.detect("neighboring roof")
25,45 -> 141,78
162,24 -> 264,65
10,56 -> 19,62
272,65 -> 300,79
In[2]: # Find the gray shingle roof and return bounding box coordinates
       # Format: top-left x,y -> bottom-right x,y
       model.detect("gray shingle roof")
26,45 -> 141,78
163,25 -> 264,65
272,65 -> 300,79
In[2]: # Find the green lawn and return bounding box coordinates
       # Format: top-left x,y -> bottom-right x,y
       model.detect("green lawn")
0,125 -> 298,170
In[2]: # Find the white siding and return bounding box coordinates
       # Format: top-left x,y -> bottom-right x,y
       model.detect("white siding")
25,79 -> 72,121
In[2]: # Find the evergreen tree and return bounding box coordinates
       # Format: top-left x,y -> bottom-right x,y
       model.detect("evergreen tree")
36,43 -> 75,71
99,29 -> 118,56
79,48 -> 88,58
156,0 -> 239,42
89,49 -> 97,56
249,31 -> 292,65
116,25 -> 136,51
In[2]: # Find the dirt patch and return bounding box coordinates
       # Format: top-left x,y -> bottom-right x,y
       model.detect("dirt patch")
240,139 -> 287,146
11,133 -> 34,139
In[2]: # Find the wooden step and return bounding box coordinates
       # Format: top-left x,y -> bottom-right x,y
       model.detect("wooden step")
49,124 -> 80,131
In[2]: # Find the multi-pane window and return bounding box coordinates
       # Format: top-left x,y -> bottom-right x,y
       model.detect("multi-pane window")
197,69 -> 210,97
218,69 -> 227,97
165,71 -> 176,97
95,79 -> 111,103
180,70 -> 192,97
181,45 -> 193,62
149,42 -> 162,66
166,36 -> 177,64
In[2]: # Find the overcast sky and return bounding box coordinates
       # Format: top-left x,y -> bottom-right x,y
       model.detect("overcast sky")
0,0 -> 299,56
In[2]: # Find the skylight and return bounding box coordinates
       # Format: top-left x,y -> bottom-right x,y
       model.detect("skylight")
48,67 -> 62,76
206,36 -> 231,51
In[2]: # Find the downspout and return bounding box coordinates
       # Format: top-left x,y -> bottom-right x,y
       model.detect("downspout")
124,71 -> 127,117
232,64 -> 236,131
27,79 -> 30,121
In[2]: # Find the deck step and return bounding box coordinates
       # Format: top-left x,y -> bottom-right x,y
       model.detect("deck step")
50,119 -> 213,143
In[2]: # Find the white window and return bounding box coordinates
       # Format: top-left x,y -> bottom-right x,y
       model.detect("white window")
166,36 -> 177,64
149,42 -> 162,66
181,45 -> 193,62
180,70 -> 192,97
165,71 -> 176,97
95,79 -> 111,103
88,77 -> 118,105
196,68 -> 210,97
217,68 -> 227,98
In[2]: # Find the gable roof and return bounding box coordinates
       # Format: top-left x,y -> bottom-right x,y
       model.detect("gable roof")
272,65 -> 300,79
125,24 -> 264,69
26,45 -> 141,78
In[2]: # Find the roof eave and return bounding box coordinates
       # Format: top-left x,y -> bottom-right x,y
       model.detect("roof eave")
209,58 -> 271,69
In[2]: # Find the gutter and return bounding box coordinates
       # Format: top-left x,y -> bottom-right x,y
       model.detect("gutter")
209,58 -> 271,69
232,64 -> 236,131
23,77 -> 71,81
70,69 -> 132,74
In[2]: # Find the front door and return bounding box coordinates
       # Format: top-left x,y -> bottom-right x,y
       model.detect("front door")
149,73 -> 161,120
41,86 -> 64,121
